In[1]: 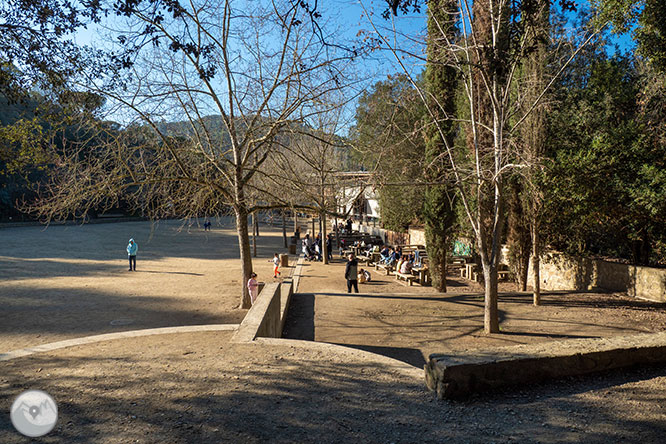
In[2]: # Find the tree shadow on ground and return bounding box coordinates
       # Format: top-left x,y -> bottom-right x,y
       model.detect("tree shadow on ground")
0,284 -> 242,353
0,350 -> 664,444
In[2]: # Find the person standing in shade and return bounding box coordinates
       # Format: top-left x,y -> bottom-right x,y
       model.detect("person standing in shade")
344,253 -> 359,293
127,238 -> 138,271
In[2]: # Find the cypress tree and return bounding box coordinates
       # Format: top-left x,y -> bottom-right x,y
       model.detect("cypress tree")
423,0 -> 458,292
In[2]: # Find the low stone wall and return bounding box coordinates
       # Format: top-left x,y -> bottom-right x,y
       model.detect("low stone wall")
233,257 -> 304,343
408,228 -> 426,246
527,252 -> 666,303
425,332 -> 666,399
231,283 -> 282,343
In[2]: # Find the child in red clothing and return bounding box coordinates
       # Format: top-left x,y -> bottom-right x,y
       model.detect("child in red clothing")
272,253 -> 281,278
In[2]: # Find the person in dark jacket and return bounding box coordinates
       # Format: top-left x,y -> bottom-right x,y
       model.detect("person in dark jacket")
344,253 -> 359,293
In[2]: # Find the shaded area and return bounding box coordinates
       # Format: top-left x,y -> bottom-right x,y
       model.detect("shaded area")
0,284 -> 243,353
0,220 -> 292,353
332,343 -> 426,368
1,332 -> 665,443
282,293 -> 315,341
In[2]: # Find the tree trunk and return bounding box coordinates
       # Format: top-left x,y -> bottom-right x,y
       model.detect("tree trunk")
425,221 -> 448,292
294,210 -> 298,233
282,209 -> 287,248
481,258 -> 500,333
254,213 -> 259,237
251,213 -> 257,258
311,217 -> 315,237
235,206 -> 253,309
322,211 -> 329,265
532,228 -> 541,306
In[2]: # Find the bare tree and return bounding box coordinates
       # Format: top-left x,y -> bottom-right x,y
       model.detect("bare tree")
258,107 -> 350,265
363,0 -> 604,332
30,0 -> 355,308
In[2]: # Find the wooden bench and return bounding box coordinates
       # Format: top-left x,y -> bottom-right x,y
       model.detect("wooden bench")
472,268 -> 510,282
375,263 -> 394,275
396,272 -> 418,286
357,255 -> 373,265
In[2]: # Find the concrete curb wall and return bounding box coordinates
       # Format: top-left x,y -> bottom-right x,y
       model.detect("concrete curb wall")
425,331 -> 666,399
0,324 -> 238,362
232,255 -> 305,343
231,282 -> 282,343
279,257 -> 304,333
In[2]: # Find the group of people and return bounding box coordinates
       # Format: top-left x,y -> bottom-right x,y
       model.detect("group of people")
301,233 -> 332,262
379,245 -> 417,274
332,218 -> 354,235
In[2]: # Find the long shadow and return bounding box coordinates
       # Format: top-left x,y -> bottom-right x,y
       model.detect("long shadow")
138,270 -> 204,276
306,291 -> 486,307
282,293 -> 315,340
498,291 -> 666,311
1,352 -> 664,443
0,284 -> 243,353
331,343 -> 426,368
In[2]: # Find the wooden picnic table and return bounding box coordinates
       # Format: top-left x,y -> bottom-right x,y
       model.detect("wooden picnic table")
411,266 -> 430,286
462,263 -> 477,280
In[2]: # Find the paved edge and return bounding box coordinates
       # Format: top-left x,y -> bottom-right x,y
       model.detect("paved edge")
0,324 -> 238,362
425,331 -> 666,399
256,337 -> 423,381
291,255 -> 305,293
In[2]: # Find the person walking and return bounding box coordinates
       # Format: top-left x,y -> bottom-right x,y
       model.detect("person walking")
127,238 -> 138,271
247,272 -> 259,305
326,234 -> 332,261
344,253 -> 359,293
272,253 -> 281,278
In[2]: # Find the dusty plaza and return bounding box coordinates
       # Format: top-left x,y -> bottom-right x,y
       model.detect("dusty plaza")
1,220 -> 666,443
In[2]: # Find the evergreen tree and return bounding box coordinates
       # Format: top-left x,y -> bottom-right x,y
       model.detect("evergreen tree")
423,0 -> 458,292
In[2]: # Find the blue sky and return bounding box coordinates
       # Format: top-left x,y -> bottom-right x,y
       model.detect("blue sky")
72,0 -> 637,130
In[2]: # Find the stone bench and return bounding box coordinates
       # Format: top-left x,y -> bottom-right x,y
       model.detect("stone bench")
424,332 -> 666,400
396,272 -> 418,286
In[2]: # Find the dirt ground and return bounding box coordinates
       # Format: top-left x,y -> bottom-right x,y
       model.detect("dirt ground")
1,221 -> 666,443
1,331 -> 665,443
0,219 -> 291,353
284,258 -> 666,367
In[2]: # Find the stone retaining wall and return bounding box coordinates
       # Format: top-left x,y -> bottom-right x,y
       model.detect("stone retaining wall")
408,228 -> 426,246
425,332 -> 666,399
527,252 -> 666,303
231,283 -> 282,343
232,257 -> 303,343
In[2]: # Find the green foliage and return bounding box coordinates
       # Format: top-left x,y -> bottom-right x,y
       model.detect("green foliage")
545,52 -> 666,264
351,74 -> 426,230
422,0 -> 458,291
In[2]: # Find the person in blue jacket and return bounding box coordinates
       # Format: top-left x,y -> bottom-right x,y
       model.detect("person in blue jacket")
127,238 -> 138,271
